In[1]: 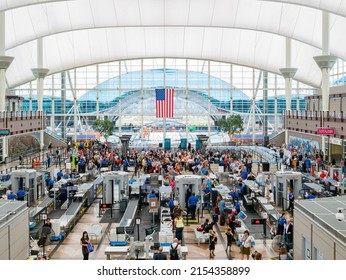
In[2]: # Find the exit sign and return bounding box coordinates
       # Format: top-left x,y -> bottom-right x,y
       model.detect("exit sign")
0,129 -> 10,135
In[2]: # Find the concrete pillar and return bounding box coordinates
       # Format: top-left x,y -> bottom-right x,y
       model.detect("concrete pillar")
280,38 -> 297,111
0,12 -> 14,112
0,12 -> 14,162
313,11 -> 337,112
185,59 -> 189,142
118,61 -> 122,136
274,75 -> 278,131
31,38 -> 49,150
207,61 -> 211,138
279,69 -> 297,111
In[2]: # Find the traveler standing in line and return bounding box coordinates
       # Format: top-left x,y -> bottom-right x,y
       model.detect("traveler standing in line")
174,213 -> 185,242
187,192 -> 198,220
80,231 -> 91,260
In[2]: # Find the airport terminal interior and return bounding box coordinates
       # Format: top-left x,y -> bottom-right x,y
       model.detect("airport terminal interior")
1,0 -> 346,261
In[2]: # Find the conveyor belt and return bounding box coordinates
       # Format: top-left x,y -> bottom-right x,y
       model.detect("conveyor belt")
65,201 -> 82,216
119,199 -> 139,227
29,197 -> 54,219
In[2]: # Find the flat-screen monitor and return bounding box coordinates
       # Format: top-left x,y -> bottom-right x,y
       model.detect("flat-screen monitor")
238,210 -> 247,221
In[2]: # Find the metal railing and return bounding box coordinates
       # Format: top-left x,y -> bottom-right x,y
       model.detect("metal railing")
44,129 -> 67,144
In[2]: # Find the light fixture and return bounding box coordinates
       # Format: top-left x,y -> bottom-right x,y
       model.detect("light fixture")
336,208 -> 346,222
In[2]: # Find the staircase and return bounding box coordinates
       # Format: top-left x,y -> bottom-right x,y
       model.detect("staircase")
269,131 -> 285,147
44,129 -> 67,148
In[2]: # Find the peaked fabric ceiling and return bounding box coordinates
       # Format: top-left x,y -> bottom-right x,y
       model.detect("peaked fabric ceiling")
3,0 -> 346,88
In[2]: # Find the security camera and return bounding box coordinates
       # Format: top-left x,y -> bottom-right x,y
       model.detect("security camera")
336,208 -> 345,222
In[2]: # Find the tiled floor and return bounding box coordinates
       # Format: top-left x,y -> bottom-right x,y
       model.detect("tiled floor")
42,198 -> 278,260
30,155 -> 282,260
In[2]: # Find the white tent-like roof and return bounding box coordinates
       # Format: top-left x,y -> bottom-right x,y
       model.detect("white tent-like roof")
3,0 -> 346,88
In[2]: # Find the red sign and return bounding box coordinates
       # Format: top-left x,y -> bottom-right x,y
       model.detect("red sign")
317,128 -> 335,135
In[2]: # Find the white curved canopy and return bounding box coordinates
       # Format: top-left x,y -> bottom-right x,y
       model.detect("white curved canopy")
4,0 -> 346,88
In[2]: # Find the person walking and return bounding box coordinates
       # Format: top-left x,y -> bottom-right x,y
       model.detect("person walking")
225,227 -> 233,256
240,230 -> 254,260
209,229 -> 217,259
80,231 -> 91,260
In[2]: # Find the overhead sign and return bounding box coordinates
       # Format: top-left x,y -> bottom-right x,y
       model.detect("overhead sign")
0,129 -> 10,135
330,137 -> 342,146
317,128 -> 335,135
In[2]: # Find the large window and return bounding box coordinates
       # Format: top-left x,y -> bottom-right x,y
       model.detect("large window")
12,58 -> 315,133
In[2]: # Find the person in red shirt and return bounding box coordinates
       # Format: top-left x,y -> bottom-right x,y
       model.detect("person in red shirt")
319,171 -> 327,179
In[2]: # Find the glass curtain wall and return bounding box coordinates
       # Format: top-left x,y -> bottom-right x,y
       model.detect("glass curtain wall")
11,58 -> 315,138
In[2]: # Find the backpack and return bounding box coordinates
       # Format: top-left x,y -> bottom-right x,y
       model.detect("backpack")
170,244 -> 180,260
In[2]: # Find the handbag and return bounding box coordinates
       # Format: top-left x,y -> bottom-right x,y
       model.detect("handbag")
87,243 -> 94,253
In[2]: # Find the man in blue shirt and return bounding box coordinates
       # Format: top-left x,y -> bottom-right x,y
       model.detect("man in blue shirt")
188,193 -> 198,220
306,190 -> 315,199
288,189 -> 294,212
7,191 -> 16,200
277,213 -> 286,236
304,156 -> 311,173
16,188 -> 26,201
57,170 -> 63,181
203,185 -> 212,207
48,177 -> 54,190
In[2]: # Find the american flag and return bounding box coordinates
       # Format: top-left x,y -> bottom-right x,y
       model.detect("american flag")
155,88 -> 174,118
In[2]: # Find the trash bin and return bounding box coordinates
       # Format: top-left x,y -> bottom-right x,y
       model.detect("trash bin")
262,162 -> 270,172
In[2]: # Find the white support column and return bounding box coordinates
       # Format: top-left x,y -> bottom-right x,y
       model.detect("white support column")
185,59 -> 189,142
280,38 -> 297,148
313,11 -> 337,112
252,69 -> 256,145
96,64 -> 100,119
31,38 -> 49,150
274,75 -> 278,131
313,10 -> 337,161
0,12 -> 14,112
29,82 -> 33,111
230,64 -> 233,113
73,69 -> 77,143
296,81 -> 300,111
118,61 -> 122,136
141,59 -> 144,128
0,12 -> 14,162
207,61 -> 211,138
51,77 -> 55,132
279,39 -> 297,111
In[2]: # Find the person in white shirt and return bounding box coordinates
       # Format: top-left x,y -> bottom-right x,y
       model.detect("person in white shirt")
240,230 -> 255,260
268,189 -> 274,204
170,238 -> 182,259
